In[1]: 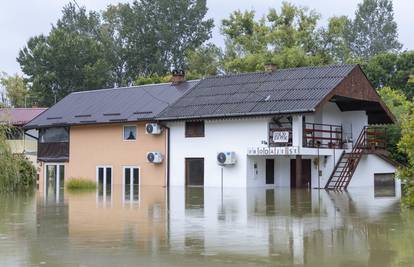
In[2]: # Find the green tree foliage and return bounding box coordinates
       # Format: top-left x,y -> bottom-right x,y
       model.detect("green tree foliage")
0,73 -> 30,108
398,105 -> 414,207
378,87 -> 412,164
347,0 -> 402,59
221,2 -> 331,73
104,0 -> 213,77
18,4 -> 113,107
360,51 -> 414,98
185,43 -> 222,78
0,126 -> 37,192
321,16 -> 352,63
18,1 -> 213,106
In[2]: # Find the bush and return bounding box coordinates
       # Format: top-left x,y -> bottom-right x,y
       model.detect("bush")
66,178 -> 96,191
0,126 -> 36,192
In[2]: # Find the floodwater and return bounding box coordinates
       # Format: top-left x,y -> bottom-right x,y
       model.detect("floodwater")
0,186 -> 413,267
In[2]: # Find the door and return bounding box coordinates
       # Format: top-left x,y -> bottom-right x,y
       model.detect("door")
290,159 -> 311,188
123,167 -> 140,202
266,159 -> 275,184
185,158 -> 204,186
97,166 -> 112,201
45,164 -> 65,201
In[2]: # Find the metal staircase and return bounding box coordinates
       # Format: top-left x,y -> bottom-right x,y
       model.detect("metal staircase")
325,126 -> 386,190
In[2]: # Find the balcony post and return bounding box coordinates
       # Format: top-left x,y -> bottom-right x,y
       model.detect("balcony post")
292,115 -> 303,148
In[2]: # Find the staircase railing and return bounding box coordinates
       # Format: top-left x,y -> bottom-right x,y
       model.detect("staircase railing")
326,126 -> 386,189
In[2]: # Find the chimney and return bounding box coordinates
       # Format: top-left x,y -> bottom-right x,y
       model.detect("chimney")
264,63 -> 277,73
171,69 -> 186,85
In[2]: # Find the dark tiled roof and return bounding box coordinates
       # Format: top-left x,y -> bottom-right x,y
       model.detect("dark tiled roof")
0,108 -> 47,126
158,64 -> 356,120
25,81 -> 198,129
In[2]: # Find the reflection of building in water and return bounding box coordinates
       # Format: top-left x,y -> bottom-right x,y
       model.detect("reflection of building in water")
67,186 -> 167,251
169,187 -> 401,265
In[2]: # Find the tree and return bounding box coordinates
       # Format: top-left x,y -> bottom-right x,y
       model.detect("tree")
378,87 -> 411,164
398,104 -> 414,207
185,43 -> 222,78
321,16 -> 352,63
221,2 -> 332,73
106,0 -> 214,78
360,51 -> 414,98
0,73 -> 30,108
18,4 -> 113,107
347,0 -> 402,59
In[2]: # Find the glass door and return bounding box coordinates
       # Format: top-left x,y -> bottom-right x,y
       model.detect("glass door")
45,164 -> 65,202
123,167 -> 140,202
97,166 -> 112,203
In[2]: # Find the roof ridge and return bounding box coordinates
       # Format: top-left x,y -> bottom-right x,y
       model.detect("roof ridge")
70,79 -> 200,95
203,64 -> 357,80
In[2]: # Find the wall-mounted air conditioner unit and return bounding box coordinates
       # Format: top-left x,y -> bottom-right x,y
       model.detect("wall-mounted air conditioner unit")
145,123 -> 162,134
217,152 -> 236,165
147,152 -> 163,163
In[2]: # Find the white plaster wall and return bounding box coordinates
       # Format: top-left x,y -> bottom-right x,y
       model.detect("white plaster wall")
349,154 -> 399,190
167,117 -> 270,188
314,102 -> 368,145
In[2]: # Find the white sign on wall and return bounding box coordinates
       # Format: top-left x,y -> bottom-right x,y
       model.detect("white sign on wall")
247,146 -> 300,156
272,131 -> 289,143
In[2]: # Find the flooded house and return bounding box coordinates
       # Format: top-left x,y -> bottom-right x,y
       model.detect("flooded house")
159,64 -> 401,191
0,107 -> 46,165
24,72 -> 197,195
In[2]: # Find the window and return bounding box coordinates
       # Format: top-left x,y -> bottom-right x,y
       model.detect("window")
97,166 -> 112,202
185,121 -> 204,138
39,127 -> 69,143
123,126 -> 137,140
123,167 -> 140,202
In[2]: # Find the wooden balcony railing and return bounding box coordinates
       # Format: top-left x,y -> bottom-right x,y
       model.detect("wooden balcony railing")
303,123 -> 343,149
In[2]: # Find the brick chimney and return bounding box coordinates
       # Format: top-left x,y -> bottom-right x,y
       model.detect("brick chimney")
171,69 -> 186,85
264,63 -> 277,73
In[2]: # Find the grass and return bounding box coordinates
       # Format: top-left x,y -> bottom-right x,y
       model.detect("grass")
66,178 -> 96,191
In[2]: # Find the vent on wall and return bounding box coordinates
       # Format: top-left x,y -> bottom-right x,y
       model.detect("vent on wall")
103,113 -> 121,116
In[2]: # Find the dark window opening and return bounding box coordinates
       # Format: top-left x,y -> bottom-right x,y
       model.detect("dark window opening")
123,126 -> 137,140
185,121 -> 205,138
39,127 -> 69,143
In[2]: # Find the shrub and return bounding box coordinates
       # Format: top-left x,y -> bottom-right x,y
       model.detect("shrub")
0,126 -> 36,192
66,178 -> 96,191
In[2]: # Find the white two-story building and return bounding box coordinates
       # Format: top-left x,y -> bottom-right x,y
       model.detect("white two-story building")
159,64 -> 400,191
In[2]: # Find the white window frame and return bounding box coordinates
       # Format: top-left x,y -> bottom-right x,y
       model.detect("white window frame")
96,165 -> 113,204
122,166 -> 141,204
123,125 -> 137,141
43,163 -> 65,202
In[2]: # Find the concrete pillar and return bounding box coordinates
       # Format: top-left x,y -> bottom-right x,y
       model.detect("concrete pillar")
292,115 -> 303,147
295,155 -> 302,188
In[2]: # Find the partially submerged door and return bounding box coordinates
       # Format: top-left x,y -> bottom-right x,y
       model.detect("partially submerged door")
266,159 -> 275,184
45,164 -> 65,201
185,158 -> 204,186
290,159 -> 311,188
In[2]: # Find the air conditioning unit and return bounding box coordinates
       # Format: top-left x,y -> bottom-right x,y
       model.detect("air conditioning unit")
147,152 -> 163,163
217,152 -> 236,165
145,123 -> 162,134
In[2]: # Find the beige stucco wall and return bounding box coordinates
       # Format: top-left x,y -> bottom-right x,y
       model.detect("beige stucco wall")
66,123 -> 167,187
38,122 -> 167,192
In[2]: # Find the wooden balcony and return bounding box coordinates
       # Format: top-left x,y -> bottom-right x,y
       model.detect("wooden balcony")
303,123 -> 343,149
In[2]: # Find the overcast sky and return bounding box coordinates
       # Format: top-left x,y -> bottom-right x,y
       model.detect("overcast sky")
0,0 -> 413,76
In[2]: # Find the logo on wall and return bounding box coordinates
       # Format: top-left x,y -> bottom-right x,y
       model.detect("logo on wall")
273,131 -> 289,143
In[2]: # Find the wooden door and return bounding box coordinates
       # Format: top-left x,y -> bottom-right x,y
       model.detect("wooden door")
185,158 -> 204,186
266,159 -> 275,184
290,159 -> 311,188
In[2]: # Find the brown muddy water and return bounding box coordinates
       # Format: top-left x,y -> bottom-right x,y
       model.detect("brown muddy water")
0,186 -> 413,267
